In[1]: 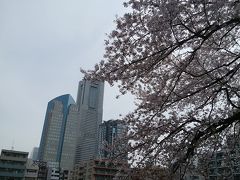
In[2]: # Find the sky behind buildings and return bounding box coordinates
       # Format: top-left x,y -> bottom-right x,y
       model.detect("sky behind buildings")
0,0 -> 135,153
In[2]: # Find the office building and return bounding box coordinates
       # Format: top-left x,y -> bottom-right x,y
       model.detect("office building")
60,103 -> 79,170
30,147 -> 39,161
75,80 -> 104,165
98,120 -> 127,160
207,134 -> 240,179
38,94 -> 79,170
208,150 -> 240,179
0,149 -> 28,180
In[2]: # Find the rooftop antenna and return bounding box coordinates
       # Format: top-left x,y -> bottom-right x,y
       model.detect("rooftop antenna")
11,140 -> 14,150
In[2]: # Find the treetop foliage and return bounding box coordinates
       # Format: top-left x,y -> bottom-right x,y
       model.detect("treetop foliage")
82,0 -> 240,177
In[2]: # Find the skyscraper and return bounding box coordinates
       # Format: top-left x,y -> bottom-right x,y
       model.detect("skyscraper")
30,147 -> 39,161
38,94 -> 79,170
98,120 -> 127,160
75,80 -> 104,165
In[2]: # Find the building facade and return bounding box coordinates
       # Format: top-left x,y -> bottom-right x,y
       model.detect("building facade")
208,150 -> 240,180
98,120 -> 127,160
60,103 -> 79,170
75,80 -> 104,165
30,147 -> 39,161
38,94 -> 79,171
72,159 -> 128,180
24,159 -> 39,180
0,149 -> 28,180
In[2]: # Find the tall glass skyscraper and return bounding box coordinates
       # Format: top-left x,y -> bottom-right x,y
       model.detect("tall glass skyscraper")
75,80 -> 104,165
38,94 -> 79,170
98,120 -> 127,160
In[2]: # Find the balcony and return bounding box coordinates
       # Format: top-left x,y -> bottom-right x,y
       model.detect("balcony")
0,156 -> 27,162
0,171 -> 24,177
0,162 -> 25,169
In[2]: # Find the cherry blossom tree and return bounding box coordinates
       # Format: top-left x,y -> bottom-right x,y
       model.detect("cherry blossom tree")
82,0 -> 240,178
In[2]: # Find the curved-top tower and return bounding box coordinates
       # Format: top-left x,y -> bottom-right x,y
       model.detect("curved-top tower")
38,94 -> 79,170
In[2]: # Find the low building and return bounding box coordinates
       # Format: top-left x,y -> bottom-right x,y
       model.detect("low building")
32,160 -> 48,180
25,159 -> 39,180
60,169 -> 72,180
184,173 -> 205,180
128,167 -> 168,180
72,159 -> 128,180
47,161 -> 61,180
33,160 -> 72,180
0,149 -> 28,180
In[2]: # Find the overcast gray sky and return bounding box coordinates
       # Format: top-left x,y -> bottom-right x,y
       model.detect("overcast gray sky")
0,0 -> 135,154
